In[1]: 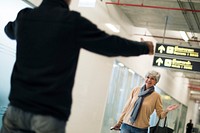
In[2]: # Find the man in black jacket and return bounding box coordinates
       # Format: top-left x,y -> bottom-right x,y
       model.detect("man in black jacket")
1,0 -> 154,133
186,119 -> 193,133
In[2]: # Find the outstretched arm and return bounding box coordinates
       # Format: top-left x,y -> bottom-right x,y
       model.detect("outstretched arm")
155,95 -> 179,118
77,16 -> 154,57
165,104 -> 179,113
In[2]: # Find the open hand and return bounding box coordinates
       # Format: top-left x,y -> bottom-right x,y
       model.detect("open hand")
140,38 -> 154,55
110,123 -> 121,130
166,104 -> 179,112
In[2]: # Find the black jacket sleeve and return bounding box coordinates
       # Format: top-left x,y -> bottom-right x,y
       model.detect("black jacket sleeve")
76,16 -> 149,57
4,21 -> 16,40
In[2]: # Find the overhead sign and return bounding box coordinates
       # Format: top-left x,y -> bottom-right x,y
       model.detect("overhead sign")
153,43 -> 200,72
155,43 -> 200,58
153,56 -> 200,72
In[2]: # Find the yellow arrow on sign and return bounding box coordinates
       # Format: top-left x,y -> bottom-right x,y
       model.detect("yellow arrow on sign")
158,45 -> 165,53
156,58 -> 163,66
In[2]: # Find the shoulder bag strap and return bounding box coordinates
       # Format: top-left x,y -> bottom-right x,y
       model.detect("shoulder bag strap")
155,117 -> 161,132
163,116 -> 167,127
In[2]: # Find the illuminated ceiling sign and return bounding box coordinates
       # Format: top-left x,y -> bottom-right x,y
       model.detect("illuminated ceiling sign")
155,43 -> 200,58
153,43 -> 200,72
153,56 -> 200,72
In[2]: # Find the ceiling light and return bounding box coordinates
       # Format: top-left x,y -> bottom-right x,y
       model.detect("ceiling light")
118,62 -> 124,67
78,0 -> 96,7
105,23 -> 120,33
179,31 -> 189,42
187,32 -> 193,39
190,91 -> 200,95
164,95 -> 171,100
128,69 -> 135,74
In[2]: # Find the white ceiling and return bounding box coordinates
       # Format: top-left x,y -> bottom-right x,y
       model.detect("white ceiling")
21,0 -> 200,101
106,0 -> 200,100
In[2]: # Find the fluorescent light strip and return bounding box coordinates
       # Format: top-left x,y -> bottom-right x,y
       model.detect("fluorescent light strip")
118,62 -> 124,67
179,31 -> 189,42
128,69 -> 134,74
105,23 -> 120,33
190,91 -> 200,95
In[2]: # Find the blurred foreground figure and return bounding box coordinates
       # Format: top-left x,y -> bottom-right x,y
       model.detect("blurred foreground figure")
1,0 -> 154,133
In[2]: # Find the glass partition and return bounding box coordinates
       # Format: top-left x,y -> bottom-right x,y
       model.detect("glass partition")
100,60 -> 144,133
101,60 -> 187,133
150,87 -> 187,133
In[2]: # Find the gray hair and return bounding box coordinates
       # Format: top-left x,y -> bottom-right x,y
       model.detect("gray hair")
145,70 -> 161,83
